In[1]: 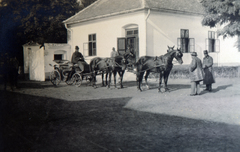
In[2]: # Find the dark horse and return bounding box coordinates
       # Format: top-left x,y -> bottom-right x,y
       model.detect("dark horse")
136,48 -> 183,92
109,55 -> 127,88
89,55 -> 128,89
89,57 -> 114,88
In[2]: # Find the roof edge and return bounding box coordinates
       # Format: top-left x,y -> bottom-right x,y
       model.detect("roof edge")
64,8 -> 146,25
64,7 -> 204,26
150,8 -> 205,16
63,0 -> 100,23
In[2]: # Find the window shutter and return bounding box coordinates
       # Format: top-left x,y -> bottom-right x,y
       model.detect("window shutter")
177,38 -> 182,51
212,32 -> 215,39
215,39 -> 220,53
181,30 -> 184,38
177,38 -> 181,51
205,38 -> 209,51
117,37 -> 126,55
189,38 -> 195,52
185,30 -> 189,38
208,31 -> 211,39
83,42 -> 88,56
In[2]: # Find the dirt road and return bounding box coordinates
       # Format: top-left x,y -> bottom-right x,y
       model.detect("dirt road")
1,74 -> 240,151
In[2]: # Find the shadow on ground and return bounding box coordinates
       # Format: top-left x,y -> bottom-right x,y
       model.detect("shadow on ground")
1,91 -> 240,152
200,84 -> 233,95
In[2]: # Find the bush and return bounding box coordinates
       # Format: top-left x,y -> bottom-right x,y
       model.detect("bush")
168,65 -> 239,79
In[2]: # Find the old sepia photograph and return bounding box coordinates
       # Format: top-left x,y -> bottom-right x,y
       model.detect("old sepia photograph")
1,0 -> 240,151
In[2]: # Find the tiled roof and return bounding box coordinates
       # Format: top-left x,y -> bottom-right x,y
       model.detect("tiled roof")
63,0 -> 204,24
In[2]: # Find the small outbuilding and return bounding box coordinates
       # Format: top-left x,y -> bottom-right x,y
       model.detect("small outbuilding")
22,42 -> 71,81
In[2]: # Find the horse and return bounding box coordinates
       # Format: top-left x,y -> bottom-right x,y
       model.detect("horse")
89,57 -> 114,88
108,55 -> 127,88
136,48 -> 183,92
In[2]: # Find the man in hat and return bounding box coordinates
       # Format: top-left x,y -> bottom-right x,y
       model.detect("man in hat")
203,50 -> 215,92
71,46 -> 86,72
189,52 -> 204,96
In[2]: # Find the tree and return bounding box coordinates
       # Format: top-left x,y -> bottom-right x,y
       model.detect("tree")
0,0 -> 96,58
201,0 -> 240,38
0,0 -> 82,44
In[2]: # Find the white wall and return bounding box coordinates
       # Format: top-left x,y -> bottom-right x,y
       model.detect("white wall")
67,10 -> 240,66
147,11 -> 213,64
44,43 -> 71,73
29,47 -> 45,81
146,11 -> 240,66
23,45 -> 41,74
68,11 -> 146,63
218,36 -> 240,66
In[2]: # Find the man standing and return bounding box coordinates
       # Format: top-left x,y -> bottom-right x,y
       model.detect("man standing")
110,47 -> 119,58
189,52 -> 204,96
203,50 -> 215,92
9,56 -> 19,91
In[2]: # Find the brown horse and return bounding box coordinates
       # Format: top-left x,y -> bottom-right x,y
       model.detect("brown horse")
89,57 -> 114,88
136,48 -> 183,92
109,55 -> 127,88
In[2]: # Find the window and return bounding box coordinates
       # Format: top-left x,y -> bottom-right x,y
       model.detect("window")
126,29 -> 138,37
177,29 -> 195,53
88,34 -> 96,56
54,54 -> 62,60
206,31 -> 220,52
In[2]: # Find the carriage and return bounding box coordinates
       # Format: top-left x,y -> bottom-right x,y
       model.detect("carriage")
49,60 -> 92,87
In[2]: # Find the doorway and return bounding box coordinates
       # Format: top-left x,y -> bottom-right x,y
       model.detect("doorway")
117,28 -> 139,61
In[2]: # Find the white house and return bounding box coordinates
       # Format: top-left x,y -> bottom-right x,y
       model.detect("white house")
22,42 -> 71,81
63,0 -> 240,66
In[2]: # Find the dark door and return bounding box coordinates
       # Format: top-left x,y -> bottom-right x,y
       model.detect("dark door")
117,37 -> 139,61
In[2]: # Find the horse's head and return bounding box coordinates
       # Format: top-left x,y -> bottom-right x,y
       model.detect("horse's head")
167,45 -> 175,52
120,56 -> 128,71
173,48 -> 183,64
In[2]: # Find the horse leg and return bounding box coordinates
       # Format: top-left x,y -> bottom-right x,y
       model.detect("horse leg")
164,72 -> 170,91
113,71 -> 117,88
106,72 -> 109,87
108,72 -> 112,88
144,70 -> 150,89
118,70 -> 125,88
158,72 -> 164,92
101,72 -> 105,87
92,71 -> 97,88
137,72 -> 144,91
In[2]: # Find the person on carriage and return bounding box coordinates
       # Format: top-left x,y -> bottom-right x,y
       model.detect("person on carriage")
71,46 -> 89,73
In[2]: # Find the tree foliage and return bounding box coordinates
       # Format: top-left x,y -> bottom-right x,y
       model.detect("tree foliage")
201,0 -> 240,38
0,0 -> 96,57
0,0 -> 82,44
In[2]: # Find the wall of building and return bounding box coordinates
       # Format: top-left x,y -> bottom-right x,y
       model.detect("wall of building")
218,36 -> 240,66
44,43 -> 71,75
67,11 -> 147,63
23,44 -> 41,75
146,10 -> 240,66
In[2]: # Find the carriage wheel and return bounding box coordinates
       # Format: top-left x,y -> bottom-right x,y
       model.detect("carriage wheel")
72,73 -> 82,87
50,70 -> 61,86
65,74 -> 74,85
